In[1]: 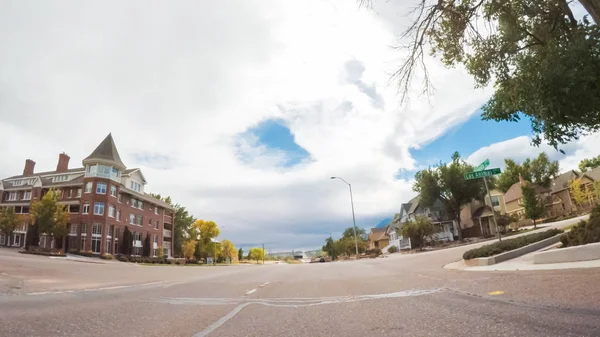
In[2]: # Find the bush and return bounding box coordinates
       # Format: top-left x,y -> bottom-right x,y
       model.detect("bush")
166,260 -> 172,264
19,250 -> 66,257
463,228 -> 563,260
365,248 -> 382,256
388,246 -> 399,253
560,207 -> 600,247
100,253 -> 113,260
118,256 -> 129,262
175,261 -> 180,265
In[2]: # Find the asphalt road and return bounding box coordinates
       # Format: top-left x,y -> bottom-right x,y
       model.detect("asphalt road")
1,216 -> 599,336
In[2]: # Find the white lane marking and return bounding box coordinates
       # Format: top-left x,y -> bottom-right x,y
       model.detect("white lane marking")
193,303 -> 253,337
186,288 -> 441,336
25,281 -> 165,296
245,289 -> 257,295
259,282 -> 270,287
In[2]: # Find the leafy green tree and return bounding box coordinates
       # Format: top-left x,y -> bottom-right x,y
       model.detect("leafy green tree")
579,155 -> 600,172
497,153 -> 559,193
414,152 -> 485,240
399,216 -> 437,249
30,190 -> 70,247
0,207 -> 19,247
194,240 -> 201,261
521,184 -> 546,228
342,227 -> 367,241
238,247 -> 244,261
221,240 -> 236,261
248,247 -> 265,263
193,220 -> 220,259
143,233 -> 151,257
121,226 -> 133,255
364,0 -> 600,148
495,214 -> 512,233
322,237 -> 339,260
183,240 -> 196,260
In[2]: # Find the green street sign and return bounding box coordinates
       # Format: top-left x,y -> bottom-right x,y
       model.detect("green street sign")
474,159 -> 490,172
464,167 -> 501,180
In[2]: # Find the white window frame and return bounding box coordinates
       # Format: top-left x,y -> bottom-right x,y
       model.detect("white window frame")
77,188 -> 82,198
108,205 -> 115,218
85,182 -> 92,193
116,210 -> 121,222
82,203 -> 90,214
154,206 -> 158,215
8,192 -> 17,201
96,182 -> 107,195
138,201 -> 143,210
23,191 -> 31,200
129,213 -> 135,225
110,185 -> 117,197
68,189 -> 72,199
93,202 -> 104,216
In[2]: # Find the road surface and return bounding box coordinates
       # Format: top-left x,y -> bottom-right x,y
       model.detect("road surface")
1,217 -> 599,336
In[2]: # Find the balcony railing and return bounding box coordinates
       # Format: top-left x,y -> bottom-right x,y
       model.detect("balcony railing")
164,215 -> 173,224
163,229 -> 171,238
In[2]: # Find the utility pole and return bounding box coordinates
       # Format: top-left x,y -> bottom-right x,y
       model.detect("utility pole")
483,177 -> 501,242
331,177 -> 359,256
262,243 -> 265,265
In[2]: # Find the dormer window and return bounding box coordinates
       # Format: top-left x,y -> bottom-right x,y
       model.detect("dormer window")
52,175 -> 68,183
130,181 -> 141,193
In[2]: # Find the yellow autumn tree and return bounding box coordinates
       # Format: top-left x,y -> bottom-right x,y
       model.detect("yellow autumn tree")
192,219 -> 220,258
183,240 -> 196,260
221,239 -> 237,262
569,179 -> 587,208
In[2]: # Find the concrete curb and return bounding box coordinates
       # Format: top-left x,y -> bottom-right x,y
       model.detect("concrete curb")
464,234 -> 563,266
534,242 -> 600,264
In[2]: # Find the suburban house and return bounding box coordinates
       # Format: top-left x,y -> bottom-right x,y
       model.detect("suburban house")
566,167 -> 600,210
460,189 -> 505,238
367,227 -> 389,250
503,175 -> 560,225
396,195 -> 458,241
0,134 -> 176,257
549,170 -> 579,215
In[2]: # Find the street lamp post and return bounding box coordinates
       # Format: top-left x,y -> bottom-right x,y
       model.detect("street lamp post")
330,177 -> 359,256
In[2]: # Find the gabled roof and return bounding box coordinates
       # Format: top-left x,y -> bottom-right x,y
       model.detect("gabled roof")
82,133 -> 126,170
122,168 -> 147,184
472,205 -> 494,219
505,181 -> 551,203
369,227 -> 389,241
551,170 -> 579,193
4,167 -> 84,180
583,166 -> 600,181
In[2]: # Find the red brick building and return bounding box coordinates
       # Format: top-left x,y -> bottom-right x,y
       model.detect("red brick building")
0,134 -> 175,257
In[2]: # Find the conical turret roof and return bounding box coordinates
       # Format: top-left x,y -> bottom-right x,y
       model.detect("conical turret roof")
82,133 -> 126,169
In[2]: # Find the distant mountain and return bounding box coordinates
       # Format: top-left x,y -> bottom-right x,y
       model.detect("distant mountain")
374,217 -> 393,228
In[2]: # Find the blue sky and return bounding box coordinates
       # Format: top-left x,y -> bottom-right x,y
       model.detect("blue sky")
395,112 -> 533,180
238,118 -> 311,167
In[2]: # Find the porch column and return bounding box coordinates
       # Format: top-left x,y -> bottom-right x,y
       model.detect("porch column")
478,218 -> 483,237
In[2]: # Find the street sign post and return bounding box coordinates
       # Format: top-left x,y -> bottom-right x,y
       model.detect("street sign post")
473,159 -> 490,172
464,166 -> 502,241
464,168 -> 501,180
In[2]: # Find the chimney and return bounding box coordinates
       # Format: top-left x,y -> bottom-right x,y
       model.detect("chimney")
56,152 -> 70,173
23,159 -> 36,176
518,173 -> 524,185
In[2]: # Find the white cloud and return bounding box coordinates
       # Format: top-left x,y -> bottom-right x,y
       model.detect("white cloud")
466,134 -> 600,172
0,0 -> 492,250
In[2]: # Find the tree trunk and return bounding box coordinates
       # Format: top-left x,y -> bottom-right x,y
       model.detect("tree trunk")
455,213 -> 464,241
533,219 -> 537,229
579,0 -> 600,25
